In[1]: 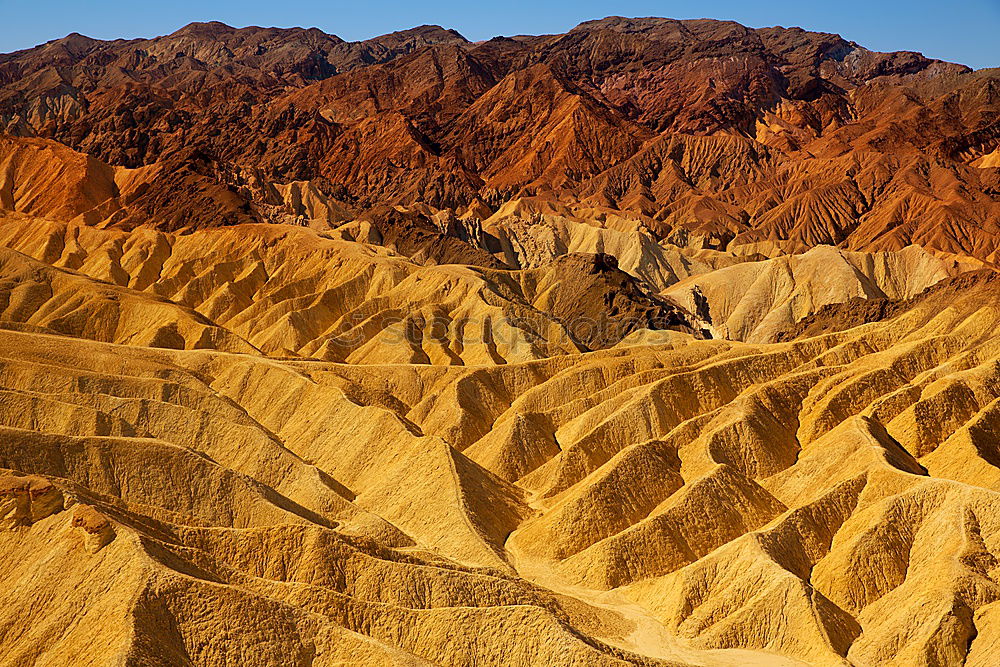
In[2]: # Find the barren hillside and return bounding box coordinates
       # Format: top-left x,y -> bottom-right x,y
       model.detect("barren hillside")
1,14 -> 999,667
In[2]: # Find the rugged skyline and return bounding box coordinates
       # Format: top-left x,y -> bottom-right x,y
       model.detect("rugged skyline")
1,18 -> 998,263
4,0 -> 999,68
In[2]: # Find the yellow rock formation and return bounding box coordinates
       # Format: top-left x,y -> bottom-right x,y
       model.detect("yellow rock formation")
1,216 -> 999,666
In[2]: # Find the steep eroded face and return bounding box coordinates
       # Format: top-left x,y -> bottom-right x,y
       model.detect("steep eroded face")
0,15 -> 999,667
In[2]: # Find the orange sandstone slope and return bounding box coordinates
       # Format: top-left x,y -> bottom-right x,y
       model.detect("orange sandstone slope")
0,17 -> 997,260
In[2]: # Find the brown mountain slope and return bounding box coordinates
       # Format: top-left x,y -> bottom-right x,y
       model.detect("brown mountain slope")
440,63 -> 652,199
1,17 -> 996,261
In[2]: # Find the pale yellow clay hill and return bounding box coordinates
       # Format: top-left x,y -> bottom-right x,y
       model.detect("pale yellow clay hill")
1,217 -> 999,666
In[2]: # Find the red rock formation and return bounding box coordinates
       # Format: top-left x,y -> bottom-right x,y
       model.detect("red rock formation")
0,17 -> 996,260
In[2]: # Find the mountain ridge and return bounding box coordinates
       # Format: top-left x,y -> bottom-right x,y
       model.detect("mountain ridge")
2,16 -> 994,262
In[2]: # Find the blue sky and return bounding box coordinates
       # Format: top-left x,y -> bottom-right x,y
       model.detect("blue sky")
2,0 -> 998,69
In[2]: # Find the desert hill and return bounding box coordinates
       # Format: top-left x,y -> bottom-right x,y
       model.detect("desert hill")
1,213 -> 1000,665
1,13 -> 1000,667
